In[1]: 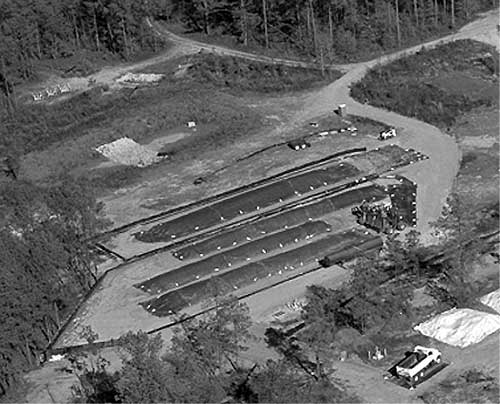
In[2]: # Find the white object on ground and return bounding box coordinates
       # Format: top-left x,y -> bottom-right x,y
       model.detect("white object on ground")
414,308 -> 500,348
187,121 -> 196,128
480,289 -> 500,314
116,72 -> 164,84
96,137 -> 164,167
48,354 -> 65,362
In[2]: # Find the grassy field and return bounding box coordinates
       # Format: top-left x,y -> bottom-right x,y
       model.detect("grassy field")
351,40 -> 498,128
17,53 -> 341,192
453,105 -> 499,219
419,369 -> 499,404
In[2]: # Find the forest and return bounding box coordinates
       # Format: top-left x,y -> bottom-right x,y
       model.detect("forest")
0,0 -> 167,82
1,0 -> 497,86
156,0 -> 498,60
0,179 -> 105,396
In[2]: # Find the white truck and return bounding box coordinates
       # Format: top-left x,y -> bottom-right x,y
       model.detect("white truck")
395,346 -> 441,383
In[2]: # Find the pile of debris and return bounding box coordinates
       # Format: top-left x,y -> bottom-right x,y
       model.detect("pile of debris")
116,72 -> 164,85
480,289 -> 500,314
415,307 -> 500,348
352,200 -> 404,234
32,83 -> 72,102
95,137 -> 165,167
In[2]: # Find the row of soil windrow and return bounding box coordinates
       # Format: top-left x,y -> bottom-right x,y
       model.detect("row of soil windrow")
171,184 -> 386,261
136,220 -> 331,295
140,228 -> 379,316
135,145 -> 425,244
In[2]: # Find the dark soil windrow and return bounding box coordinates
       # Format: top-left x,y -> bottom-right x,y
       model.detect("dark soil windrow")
135,162 -> 361,242
172,184 -> 387,261
389,178 -> 418,227
135,221 -> 331,295
135,145 -> 425,244
140,228 -> 379,316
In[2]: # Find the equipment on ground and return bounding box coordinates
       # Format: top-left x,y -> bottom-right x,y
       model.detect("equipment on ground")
351,200 -> 405,234
288,138 -> 311,150
379,127 -> 397,140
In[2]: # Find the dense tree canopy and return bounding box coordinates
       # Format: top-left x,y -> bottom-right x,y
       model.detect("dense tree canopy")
0,0 -> 166,82
0,179 -> 105,395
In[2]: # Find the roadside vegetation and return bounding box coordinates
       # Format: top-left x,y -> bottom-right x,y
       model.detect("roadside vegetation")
185,53 -> 339,93
351,40 -> 498,128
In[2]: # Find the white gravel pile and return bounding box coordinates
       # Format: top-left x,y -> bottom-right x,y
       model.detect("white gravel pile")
116,72 -> 164,84
480,289 -> 500,314
414,308 -> 500,348
96,137 -> 163,167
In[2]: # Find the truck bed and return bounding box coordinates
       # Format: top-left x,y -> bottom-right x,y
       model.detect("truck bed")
386,360 -> 449,389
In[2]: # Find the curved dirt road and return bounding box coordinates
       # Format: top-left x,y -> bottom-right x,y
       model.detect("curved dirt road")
146,18 -> 349,72
293,10 -> 498,240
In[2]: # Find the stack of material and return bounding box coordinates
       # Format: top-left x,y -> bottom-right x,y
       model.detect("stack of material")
480,289 -> 500,314
116,72 -> 164,84
415,308 -> 500,348
96,137 -> 163,167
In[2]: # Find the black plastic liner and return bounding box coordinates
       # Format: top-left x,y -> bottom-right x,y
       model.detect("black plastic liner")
173,184 -> 387,260
140,229 -> 378,316
136,221 -> 331,295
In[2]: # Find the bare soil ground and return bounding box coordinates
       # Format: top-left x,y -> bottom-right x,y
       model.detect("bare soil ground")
56,203 -> 364,347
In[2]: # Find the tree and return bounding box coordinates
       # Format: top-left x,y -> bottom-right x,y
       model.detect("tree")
0,179 -> 105,396
428,191 -> 485,306
384,230 -> 426,281
164,295 -> 252,401
250,359 -> 355,403
300,285 -> 342,377
116,332 -> 174,403
69,327 -> 120,403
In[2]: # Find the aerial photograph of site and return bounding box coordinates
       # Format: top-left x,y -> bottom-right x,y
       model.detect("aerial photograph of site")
0,1 -> 499,403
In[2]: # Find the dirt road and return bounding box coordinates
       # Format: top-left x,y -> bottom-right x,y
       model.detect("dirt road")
293,8 -> 498,241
